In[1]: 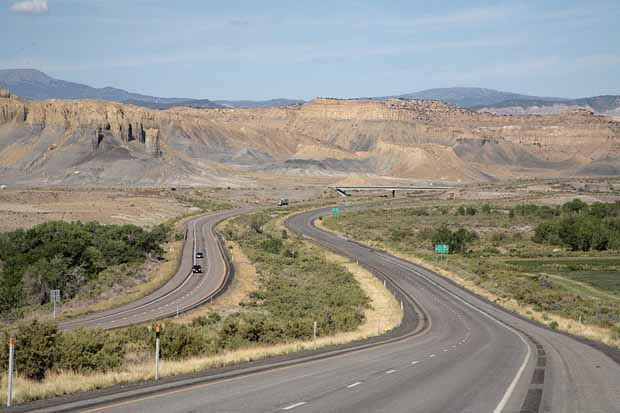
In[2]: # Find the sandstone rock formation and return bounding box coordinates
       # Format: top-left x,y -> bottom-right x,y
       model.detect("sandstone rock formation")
0,94 -> 619,186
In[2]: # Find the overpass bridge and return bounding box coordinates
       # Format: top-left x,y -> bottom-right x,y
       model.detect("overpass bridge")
333,185 -> 453,197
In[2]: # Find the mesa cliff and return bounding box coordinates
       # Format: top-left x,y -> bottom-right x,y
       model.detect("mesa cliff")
0,93 -> 619,186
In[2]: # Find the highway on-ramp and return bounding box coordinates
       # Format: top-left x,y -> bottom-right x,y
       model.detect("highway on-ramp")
59,207 -> 251,331
19,205 -> 620,412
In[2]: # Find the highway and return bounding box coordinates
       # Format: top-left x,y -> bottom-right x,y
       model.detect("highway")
18,205 -> 620,412
59,208 -> 249,331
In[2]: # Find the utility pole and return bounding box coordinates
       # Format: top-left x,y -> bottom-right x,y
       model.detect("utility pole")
7,337 -> 15,407
155,325 -> 161,380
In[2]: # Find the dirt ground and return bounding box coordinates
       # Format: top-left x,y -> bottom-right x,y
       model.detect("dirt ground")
0,188 -> 195,231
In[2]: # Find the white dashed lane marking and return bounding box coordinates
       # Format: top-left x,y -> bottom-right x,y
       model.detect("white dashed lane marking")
282,402 -> 307,410
347,382 -> 362,388
386,369 -> 397,374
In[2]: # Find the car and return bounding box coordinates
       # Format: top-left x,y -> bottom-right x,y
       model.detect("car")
192,264 -> 203,273
195,252 -> 204,259
277,198 -> 289,207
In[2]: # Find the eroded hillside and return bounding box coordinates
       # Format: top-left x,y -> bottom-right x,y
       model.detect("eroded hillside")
1,90 -> 619,186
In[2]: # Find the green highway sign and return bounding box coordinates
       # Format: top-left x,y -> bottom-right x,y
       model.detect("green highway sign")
434,244 -> 449,254
332,207 -> 340,217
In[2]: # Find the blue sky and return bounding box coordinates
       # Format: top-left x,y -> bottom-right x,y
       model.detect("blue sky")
1,0 -> 619,100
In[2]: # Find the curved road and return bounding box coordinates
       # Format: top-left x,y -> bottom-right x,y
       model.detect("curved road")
20,205 -> 620,412
59,208 -> 250,331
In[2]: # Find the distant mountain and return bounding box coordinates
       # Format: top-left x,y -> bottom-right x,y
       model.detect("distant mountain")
123,98 -> 223,109
0,69 -> 301,110
472,95 -> 620,115
377,87 -> 566,108
214,99 -> 306,108
0,68 -> 196,105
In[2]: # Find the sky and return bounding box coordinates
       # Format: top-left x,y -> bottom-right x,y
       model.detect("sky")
1,0 -> 619,100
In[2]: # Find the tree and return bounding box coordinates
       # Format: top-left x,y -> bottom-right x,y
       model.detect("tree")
562,198 -> 588,215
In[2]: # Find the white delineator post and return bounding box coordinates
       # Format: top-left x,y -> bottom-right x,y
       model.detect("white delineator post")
313,321 -> 317,349
7,337 -> 15,407
155,326 -> 161,380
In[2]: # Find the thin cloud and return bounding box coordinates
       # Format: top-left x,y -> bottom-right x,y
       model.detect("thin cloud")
9,0 -> 48,15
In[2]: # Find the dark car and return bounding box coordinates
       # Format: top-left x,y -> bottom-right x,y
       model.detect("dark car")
195,252 -> 204,259
192,264 -> 203,273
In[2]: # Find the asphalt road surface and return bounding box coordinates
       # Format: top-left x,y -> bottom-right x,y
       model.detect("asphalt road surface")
21,205 -> 620,412
59,208 -> 250,331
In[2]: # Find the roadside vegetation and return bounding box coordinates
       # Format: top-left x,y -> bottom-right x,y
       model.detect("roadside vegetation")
322,199 -> 620,346
0,208 -> 401,404
0,221 -> 170,320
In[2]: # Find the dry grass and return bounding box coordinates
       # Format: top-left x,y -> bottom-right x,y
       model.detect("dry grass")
321,250 -> 403,337
0,212 -> 402,405
0,189 -> 193,232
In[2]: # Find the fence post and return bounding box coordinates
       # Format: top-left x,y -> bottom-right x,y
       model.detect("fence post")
313,321 -> 317,349
7,337 -> 15,407
155,326 -> 161,380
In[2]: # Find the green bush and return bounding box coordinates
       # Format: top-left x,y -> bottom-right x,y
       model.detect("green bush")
0,221 -> 169,315
431,225 -> 478,253
260,237 -> 283,254
0,320 -> 58,381
157,324 -> 210,360
56,329 -> 125,373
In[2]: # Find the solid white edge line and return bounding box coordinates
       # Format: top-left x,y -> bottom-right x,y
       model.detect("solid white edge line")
378,254 -> 533,413
282,401 -> 307,410
493,330 -> 531,413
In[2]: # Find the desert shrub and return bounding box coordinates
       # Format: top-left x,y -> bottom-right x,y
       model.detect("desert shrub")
0,320 -> 58,381
157,323 -> 210,360
192,313 -> 222,327
431,225 -> 478,253
389,227 -> 408,242
260,237 -> 283,254
417,227 -> 434,241
56,329 -> 125,373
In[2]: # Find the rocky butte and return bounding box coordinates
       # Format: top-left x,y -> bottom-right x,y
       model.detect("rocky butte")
0,93 -> 619,186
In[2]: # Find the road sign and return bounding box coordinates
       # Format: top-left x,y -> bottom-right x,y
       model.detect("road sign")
332,207 -> 340,217
434,244 -> 449,254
